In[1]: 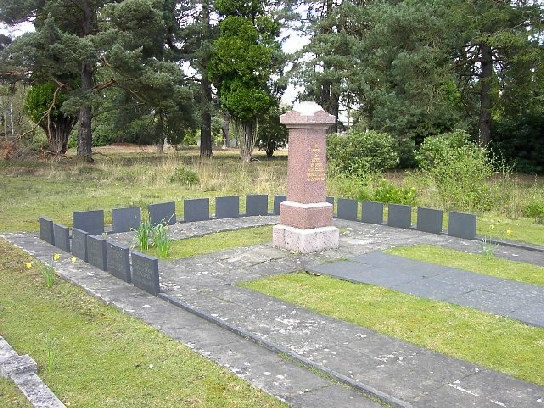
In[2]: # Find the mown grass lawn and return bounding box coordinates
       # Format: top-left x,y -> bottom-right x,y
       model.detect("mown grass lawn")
0,239 -> 286,408
240,251 -> 544,386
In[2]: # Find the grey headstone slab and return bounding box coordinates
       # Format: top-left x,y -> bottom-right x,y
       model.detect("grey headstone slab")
53,223 -> 70,252
273,195 -> 286,215
112,206 -> 141,233
106,242 -> 131,283
416,207 -> 443,235
246,195 -> 268,216
73,210 -> 104,235
148,201 -> 176,226
39,217 -> 55,245
71,228 -> 88,262
215,196 -> 239,219
131,251 -> 160,296
308,251 -> 544,326
326,196 -> 335,206
361,201 -> 383,224
183,198 -> 209,222
336,198 -> 358,221
387,203 -> 412,229
86,235 -> 107,271
448,211 -> 476,240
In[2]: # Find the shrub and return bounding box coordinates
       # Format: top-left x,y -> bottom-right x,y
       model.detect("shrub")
415,130 -> 494,212
374,179 -> 417,205
169,167 -> 200,186
327,131 -> 399,177
523,200 -> 544,224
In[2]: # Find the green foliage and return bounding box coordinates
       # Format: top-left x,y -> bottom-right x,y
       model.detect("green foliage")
169,167 -> 200,186
374,179 -> 417,206
328,175 -> 374,203
523,200 -> 544,224
151,223 -> 171,258
133,217 -> 153,251
256,104 -> 288,158
415,130 -> 494,212
327,131 -> 399,178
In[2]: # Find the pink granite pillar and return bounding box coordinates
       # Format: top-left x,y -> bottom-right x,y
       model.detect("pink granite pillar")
273,101 -> 339,253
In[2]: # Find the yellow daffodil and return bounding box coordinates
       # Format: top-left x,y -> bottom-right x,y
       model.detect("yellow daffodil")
506,229 -> 512,237
53,253 -> 61,261
71,256 -> 77,263
489,224 -> 495,230
24,262 -> 32,269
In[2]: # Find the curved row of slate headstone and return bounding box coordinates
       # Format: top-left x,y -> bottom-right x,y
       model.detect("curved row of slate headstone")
38,197 -> 476,297
335,199 -> 476,240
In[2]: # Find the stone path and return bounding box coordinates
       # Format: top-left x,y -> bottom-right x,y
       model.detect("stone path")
2,216 -> 544,407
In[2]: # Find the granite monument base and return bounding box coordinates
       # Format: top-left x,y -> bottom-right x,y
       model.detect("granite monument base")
273,224 -> 339,253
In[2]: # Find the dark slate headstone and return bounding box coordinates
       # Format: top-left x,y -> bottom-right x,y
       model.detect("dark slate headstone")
326,196 -> 335,206
183,198 -> 209,222
71,228 -> 89,262
73,210 -> 104,235
417,207 -> 444,235
131,251 -> 160,296
87,235 -> 107,271
53,223 -> 70,252
215,196 -> 240,219
274,195 -> 286,215
106,242 -> 131,283
112,206 -> 141,233
448,211 -> 477,240
361,201 -> 383,224
39,217 -> 55,245
337,198 -> 358,221
246,195 -> 268,216
148,202 -> 176,226
388,203 -> 412,229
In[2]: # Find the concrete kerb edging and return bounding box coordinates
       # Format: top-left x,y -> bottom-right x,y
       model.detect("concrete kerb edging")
158,293 -> 413,408
0,336 -> 65,408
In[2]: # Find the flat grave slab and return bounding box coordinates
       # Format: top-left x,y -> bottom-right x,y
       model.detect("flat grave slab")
39,217 -> 55,245
131,251 -> 160,296
106,242 -> 131,283
215,196 -> 239,219
53,223 -> 70,252
73,210 -> 104,235
71,228 -> 88,262
87,235 -> 107,271
308,251 -> 544,327
112,206 -> 141,233
184,198 -> 209,222
246,195 -> 268,216
148,201 -> 176,226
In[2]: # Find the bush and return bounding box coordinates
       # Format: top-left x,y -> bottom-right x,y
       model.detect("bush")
415,130 -> 494,212
169,167 -> 200,186
374,179 -> 417,205
523,200 -> 544,224
327,131 -> 399,177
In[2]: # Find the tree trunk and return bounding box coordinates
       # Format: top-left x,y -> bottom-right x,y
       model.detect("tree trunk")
222,110 -> 230,148
478,42 -> 493,147
239,120 -> 255,162
199,1 -> 213,159
200,75 -> 213,158
76,0 -> 95,162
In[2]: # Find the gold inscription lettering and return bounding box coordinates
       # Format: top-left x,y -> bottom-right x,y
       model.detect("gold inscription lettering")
306,145 -> 326,182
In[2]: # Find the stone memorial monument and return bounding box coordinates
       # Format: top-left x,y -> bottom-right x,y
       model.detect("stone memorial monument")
273,101 -> 339,253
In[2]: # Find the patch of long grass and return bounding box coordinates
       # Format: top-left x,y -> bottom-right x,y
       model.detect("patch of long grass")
241,273 -> 544,386
0,239 -> 285,408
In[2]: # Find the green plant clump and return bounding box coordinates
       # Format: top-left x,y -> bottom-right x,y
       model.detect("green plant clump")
169,167 -> 200,186
415,129 -> 494,212
374,179 -> 417,205
327,131 -> 399,177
